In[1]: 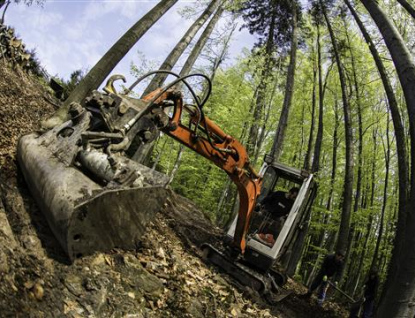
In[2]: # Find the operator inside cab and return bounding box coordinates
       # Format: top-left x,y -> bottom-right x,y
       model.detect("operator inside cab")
253,187 -> 299,247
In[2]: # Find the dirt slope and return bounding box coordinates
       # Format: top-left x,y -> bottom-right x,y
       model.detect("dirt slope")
0,64 -> 348,317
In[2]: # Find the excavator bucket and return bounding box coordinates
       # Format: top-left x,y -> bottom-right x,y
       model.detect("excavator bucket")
17,79 -> 171,261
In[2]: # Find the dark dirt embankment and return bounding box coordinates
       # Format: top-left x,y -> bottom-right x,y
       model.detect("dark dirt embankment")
0,64 -> 348,317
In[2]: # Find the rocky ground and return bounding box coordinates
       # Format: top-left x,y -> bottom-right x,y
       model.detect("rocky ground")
0,64 -> 349,317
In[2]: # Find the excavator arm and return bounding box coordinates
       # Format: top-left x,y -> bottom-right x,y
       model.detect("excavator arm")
141,87 -> 262,253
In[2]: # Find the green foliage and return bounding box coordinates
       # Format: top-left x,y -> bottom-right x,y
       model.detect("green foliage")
132,0 -> 407,299
239,0 -> 301,53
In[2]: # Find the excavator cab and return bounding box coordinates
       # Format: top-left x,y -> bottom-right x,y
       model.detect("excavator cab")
202,156 -> 316,297
226,155 -> 317,274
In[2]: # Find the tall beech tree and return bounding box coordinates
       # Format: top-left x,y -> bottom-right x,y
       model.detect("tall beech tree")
371,117 -> 391,272
310,3 -> 326,174
321,0 -> 354,256
142,0 -> 220,96
344,0 -> 409,239
270,1 -> 299,160
303,40 -> 317,171
397,0 -> 415,20
359,0 -> 415,316
240,0 -> 295,158
133,2 -> 225,163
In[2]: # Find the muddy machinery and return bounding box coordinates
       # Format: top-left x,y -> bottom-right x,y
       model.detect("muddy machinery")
18,71 -> 316,296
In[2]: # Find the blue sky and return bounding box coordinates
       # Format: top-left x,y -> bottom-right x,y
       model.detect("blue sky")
5,1 -> 256,85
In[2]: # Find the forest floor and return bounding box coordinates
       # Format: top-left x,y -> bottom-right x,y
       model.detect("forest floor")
0,64 -> 349,317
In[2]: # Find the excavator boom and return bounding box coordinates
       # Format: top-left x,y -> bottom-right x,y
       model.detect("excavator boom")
150,89 -> 262,253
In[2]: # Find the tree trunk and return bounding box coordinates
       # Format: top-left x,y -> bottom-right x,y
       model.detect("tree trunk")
327,98 -> 339,212
359,1 -> 415,316
340,16 -> 364,292
142,0 -> 220,96
216,179 -> 233,227
254,72 -> 281,165
180,4 -> 225,78
209,21 -> 237,83
134,2 -> 225,163
397,0 -> 415,20
151,138 -> 169,170
371,119 -> 390,271
345,0 -> 409,244
247,11 -> 277,157
303,39 -> 317,171
271,4 -> 298,160
1,0 -> 10,24
349,128 -> 378,296
343,16 -> 363,217
344,4 -> 410,298
42,0 -> 179,129
322,2 -> 354,255
167,145 -> 184,186
311,23 -> 324,173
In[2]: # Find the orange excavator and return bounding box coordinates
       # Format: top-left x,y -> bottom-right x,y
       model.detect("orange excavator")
18,71 -> 317,299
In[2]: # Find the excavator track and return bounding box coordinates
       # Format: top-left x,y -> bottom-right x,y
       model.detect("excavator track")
201,244 -> 291,303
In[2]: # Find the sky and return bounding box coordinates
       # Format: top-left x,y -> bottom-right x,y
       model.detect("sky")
4,0 -> 256,87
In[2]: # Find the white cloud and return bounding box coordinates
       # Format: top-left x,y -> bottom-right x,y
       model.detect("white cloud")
81,0 -> 148,22
5,1 -> 255,81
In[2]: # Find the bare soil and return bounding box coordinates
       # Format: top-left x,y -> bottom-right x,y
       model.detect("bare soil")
0,64 -> 348,317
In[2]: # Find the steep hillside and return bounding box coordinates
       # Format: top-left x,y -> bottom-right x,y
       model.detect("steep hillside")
0,63 -> 348,317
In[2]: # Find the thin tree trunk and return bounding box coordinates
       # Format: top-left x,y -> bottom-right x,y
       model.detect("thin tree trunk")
216,179 -> 233,226
371,118 -> 391,271
303,40 -> 317,171
327,99 -> 339,211
359,1 -> 415,316
343,17 -> 363,217
345,0 -> 409,244
1,1 -> 10,24
311,23 -> 324,173
167,145 -> 184,186
349,128 -> 378,296
208,20 -> 237,83
322,2 -> 354,255
271,4 -> 298,160
143,0 -> 220,96
247,11 -> 277,157
151,138 -> 169,170
340,16 -> 364,291
397,0 -> 415,20
254,72 -> 280,165
135,2 -> 225,163
344,4 -> 410,300
180,4 -> 225,78
42,0 -> 179,129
